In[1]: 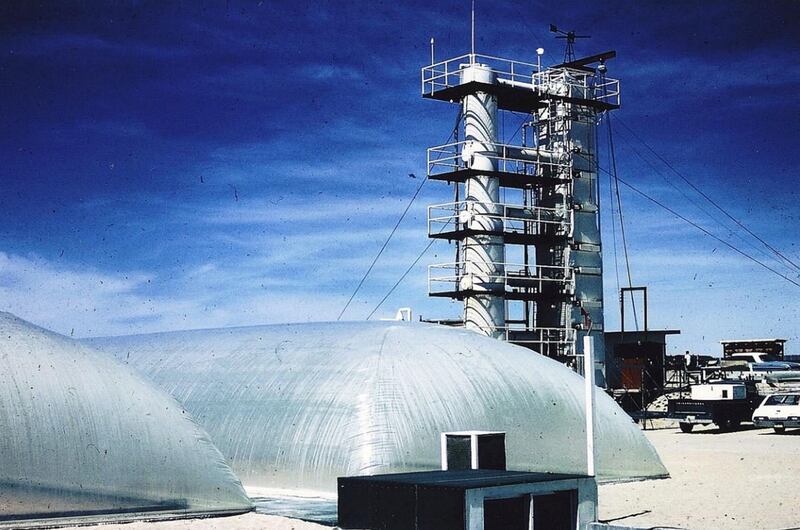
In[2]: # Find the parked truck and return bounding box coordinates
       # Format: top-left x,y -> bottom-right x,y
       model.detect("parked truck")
667,382 -> 760,432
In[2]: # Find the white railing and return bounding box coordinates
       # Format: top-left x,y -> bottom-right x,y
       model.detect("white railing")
531,68 -> 620,106
421,53 -> 620,107
422,53 -> 542,96
428,261 -> 573,297
468,324 -> 577,356
428,200 -> 570,238
427,140 -> 570,177
481,325 -> 576,345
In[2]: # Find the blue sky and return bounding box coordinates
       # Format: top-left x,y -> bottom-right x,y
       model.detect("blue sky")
1,1 -> 799,355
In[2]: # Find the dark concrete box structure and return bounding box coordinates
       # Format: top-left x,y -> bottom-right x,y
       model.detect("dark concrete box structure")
338,469 -> 597,530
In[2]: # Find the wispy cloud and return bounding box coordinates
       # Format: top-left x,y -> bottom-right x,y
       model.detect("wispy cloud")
9,32 -> 194,59
196,195 -> 428,226
298,64 -> 366,82
0,250 -> 370,337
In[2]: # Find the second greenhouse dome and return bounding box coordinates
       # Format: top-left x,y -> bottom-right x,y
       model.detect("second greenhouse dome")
89,321 -> 668,493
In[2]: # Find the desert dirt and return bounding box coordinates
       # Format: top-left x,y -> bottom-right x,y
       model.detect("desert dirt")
61,424 -> 800,530
598,423 -> 800,529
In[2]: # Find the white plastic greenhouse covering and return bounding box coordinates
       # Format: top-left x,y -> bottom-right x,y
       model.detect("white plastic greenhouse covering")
89,321 -> 668,494
0,313 -> 253,528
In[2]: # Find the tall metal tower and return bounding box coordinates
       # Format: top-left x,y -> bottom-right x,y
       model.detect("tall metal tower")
422,45 -> 619,382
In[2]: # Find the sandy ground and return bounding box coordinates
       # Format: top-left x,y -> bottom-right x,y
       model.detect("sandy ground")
59,424 -> 800,530
599,424 -> 800,529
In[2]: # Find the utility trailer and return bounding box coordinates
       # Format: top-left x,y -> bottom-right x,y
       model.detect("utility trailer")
666,382 -> 759,432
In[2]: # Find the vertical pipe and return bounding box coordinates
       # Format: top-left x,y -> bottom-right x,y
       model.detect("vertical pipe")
644,286 -> 649,332
584,334 -> 596,477
522,125 -> 530,329
460,64 -> 504,338
470,434 -> 479,469
440,433 -> 448,470
528,495 -> 535,530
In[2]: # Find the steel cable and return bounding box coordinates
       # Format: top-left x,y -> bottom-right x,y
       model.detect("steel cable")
338,108 -> 463,320
617,117 -> 800,273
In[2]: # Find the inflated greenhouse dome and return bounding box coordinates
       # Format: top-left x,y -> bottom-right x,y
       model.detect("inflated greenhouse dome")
0,312 -> 253,527
89,321 -> 668,494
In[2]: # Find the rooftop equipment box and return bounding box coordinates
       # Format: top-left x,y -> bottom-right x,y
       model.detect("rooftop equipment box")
337,469 -> 597,530
691,383 -> 746,401
441,431 -> 506,471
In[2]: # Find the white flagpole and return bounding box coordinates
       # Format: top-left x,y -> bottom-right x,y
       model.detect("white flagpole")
584,333 -> 596,477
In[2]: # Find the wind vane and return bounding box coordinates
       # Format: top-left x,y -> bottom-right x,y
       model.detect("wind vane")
549,24 -> 591,63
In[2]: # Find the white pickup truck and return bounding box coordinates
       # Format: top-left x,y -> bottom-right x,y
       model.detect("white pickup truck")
752,393 -> 800,433
667,383 -> 757,432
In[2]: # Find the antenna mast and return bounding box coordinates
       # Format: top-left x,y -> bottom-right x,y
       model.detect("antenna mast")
549,24 -> 591,63
471,0 -> 476,62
